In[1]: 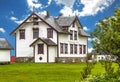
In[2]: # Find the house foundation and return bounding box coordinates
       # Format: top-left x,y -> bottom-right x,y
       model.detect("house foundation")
55,57 -> 87,63
16,57 -> 34,62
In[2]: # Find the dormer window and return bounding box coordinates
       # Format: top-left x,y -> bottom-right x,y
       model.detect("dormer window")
62,26 -> 68,32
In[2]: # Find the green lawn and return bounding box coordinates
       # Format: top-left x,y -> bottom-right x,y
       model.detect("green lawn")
0,63 -> 118,82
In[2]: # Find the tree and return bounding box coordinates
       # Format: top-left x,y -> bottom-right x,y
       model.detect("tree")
91,8 -> 120,69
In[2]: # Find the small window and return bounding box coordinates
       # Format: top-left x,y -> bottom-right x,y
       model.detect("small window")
33,17 -> 39,25
65,44 -> 68,54
33,28 -> 39,39
62,26 -> 68,32
79,45 -> 82,54
19,29 -> 25,39
70,44 -> 73,54
74,44 -> 77,54
72,21 -> 75,27
83,45 -> 86,54
38,44 -> 44,54
74,31 -> 77,40
33,17 -> 38,21
60,43 -> 63,54
70,30 -> 73,40
47,28 -> 53,38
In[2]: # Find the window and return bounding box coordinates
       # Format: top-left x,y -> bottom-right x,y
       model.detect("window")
72,21 -> 75,27
70,30 -> 73,40
38,44 -> 44,54
33,22 -> 39,25
83,45 -> 86,54
60,43 -> 63,54
79,45 -> 82,54
19,29 -> 25,39
47,28 -> 53,38
62,26 -> 68,32
70,44 -> 73,54
33,28 -> 39,39
65,44 -> 68,54
74,31 -> 77,40
74,44 -> 77,54
33,17 -> 39,25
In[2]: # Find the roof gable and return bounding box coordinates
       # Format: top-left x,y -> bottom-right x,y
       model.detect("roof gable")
30,38 -> 57,47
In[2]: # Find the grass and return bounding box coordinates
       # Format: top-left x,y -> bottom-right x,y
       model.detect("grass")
0,62 -> 118,82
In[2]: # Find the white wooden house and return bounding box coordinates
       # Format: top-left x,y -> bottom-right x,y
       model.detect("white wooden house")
0,38 -> 13,63
11,12 -> 90,63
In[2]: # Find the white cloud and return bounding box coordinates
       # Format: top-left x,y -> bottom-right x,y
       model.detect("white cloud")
59,0 -> 114,17
0,28 -> 5,33
55,0 -> 76,8
83,26 -> 89,31
48,0 -> 52,5
88,47 -> 93,53
10,17 -> 18,21
60,6 -> 79,16
14,19 -> 25,24
27,0 -> 42,11
79,0 -> 114,17
10,16 -> 25,24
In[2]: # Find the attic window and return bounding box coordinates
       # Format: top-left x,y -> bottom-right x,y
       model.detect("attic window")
33,17 -> 39,25
62,26 -> 68,32
33,17 -> 38,21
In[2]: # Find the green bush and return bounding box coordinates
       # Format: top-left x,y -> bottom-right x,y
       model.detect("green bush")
82,72 -> 120,82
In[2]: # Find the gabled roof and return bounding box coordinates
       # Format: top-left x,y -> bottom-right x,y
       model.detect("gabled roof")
55,16 -> 76,26
0,38 -> 13,50
79,29 -> 90,37
10,12 -> 89,37
30,38 -> 57,47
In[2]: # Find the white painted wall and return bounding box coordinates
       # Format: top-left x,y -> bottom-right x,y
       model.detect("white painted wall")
0,50 -> 10,62
58,21 -> 88,57
34,41 -> 47,63
48,46 -> 56,62
16,16 -> 57,58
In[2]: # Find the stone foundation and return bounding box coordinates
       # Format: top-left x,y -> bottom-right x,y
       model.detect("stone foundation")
55,57 -> 87,63
16,57 -> 34,62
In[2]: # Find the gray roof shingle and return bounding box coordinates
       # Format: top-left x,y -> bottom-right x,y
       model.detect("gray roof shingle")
79,29 -> 90,37
55,16 -> 76,26
30,37 -> 57,46
0,38 -> 13,50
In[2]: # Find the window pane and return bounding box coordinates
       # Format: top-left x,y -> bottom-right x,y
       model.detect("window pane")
79,45 -> 82,54
83,45 -> 86,54
65,44 -> 68,54
19,29 -> 25,39
70,30 -> 73,40
38,44 -> 44,54
74,44 -> 77,54
74,31 -> 77,40
47,28 -> 53,38
33,28 -> 39,39
60,43 -> 63,54
70,44 -> 73,54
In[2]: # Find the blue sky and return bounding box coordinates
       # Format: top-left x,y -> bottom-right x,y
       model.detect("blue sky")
0,0 -> 120,55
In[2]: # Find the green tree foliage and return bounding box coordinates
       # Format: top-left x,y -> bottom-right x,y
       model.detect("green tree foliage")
91,8 -> 120,69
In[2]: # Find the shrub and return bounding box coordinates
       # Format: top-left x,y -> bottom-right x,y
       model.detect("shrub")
82,72 -> 120,82
80,62 -> 94,79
